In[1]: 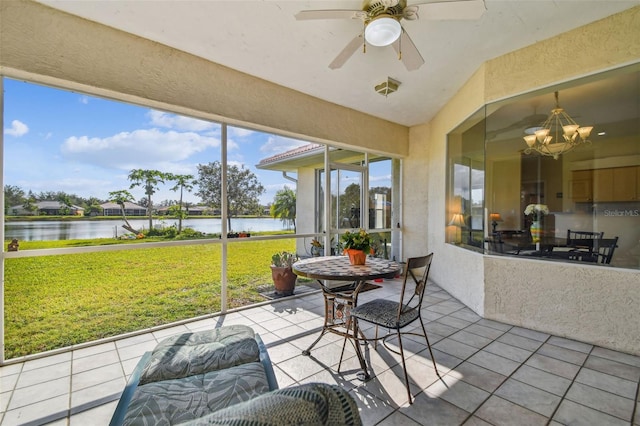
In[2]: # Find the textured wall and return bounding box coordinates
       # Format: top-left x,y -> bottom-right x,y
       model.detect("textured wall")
485,256 -> 640,354
409,6 -> 640,355
0,0 -> 408,156
406,66 -> 487,315
485,6 -> 640,103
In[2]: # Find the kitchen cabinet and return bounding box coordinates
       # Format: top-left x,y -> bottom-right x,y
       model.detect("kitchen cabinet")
570,170 -> 592,202
612,166 -> 637,201
572,166 -> 638,202
593,168 -> 613,202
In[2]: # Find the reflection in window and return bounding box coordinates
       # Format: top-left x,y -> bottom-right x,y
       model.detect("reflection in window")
446,65 -> 640,269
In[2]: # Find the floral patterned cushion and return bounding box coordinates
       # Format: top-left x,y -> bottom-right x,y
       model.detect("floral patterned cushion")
139,325 -> 259,385
351,299 -> 418,328
124,362 -> 270,425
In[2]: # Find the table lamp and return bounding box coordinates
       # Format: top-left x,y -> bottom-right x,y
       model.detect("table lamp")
489,213 -> 502,233
448,213 -> 466,244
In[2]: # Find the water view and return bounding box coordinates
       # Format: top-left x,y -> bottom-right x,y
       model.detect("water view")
5,218 -> 288,241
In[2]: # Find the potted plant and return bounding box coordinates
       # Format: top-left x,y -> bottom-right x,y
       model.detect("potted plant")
310,238 -> 323,256
341,229 -> 371,265
271,251 -> 299,296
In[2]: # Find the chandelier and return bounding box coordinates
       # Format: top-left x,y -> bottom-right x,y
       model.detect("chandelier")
523,91 -> 593,160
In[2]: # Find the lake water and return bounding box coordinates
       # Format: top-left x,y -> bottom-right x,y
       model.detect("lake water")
5,218 -> 288,241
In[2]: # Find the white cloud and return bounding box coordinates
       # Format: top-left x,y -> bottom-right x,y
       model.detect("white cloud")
61,128 -> 220,170
147,110 -> 216,132
229,127 -> 255,138
79,95 -> 90,104
259,135 -> 307,155
4,120 -> 29,137
370,173 -> 392,183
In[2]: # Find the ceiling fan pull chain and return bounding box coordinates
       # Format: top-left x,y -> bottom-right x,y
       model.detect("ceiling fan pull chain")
363,21 -> 367,54
398,31 -> 402,61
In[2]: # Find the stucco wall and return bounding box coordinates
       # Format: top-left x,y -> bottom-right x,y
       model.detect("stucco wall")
409,6 -> 640,355
484,256 -> 640,354
406,66 -> 487,315
0,0 -> 408,156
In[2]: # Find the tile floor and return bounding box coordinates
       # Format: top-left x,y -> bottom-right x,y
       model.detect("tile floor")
1,280 -> 639,425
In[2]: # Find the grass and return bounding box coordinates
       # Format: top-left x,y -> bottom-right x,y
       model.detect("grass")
4,237 -> 300,359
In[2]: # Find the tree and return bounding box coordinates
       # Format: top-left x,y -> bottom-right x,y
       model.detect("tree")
270,186 -> 296,231
84,196 -> 104,216
128,169 -> 166,232
167,173 -> 195,234
58,193 -> 72,216
22,191 -> 38,215
195,161 -> 265,231
108,189 -> 138,234
4,185 -> 25,213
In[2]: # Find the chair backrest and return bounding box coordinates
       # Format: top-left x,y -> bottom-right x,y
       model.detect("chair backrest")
486,235 -> 504,253
594,237 -> 619,264
567,229 -> 604,247
397,254 -> 434,321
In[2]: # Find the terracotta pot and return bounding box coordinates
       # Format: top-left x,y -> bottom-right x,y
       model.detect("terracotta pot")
271,266 -> 297,296
344,249 -> 366,265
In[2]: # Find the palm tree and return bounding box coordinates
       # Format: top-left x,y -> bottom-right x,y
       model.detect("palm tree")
271,186 -> 296,231
167,173 -> 195,234
128,169 -> 166,232
108,190 -> 138,234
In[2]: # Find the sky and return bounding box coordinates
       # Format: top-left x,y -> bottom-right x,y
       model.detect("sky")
2,78 -> 309,206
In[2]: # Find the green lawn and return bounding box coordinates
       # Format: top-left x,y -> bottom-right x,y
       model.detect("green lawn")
4,238 -> 298,359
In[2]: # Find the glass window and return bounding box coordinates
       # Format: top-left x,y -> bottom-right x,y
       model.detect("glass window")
446,65 -> 640,269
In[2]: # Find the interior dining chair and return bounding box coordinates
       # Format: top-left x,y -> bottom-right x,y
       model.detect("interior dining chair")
341,253 -> 439,404
563,229 -> 605,260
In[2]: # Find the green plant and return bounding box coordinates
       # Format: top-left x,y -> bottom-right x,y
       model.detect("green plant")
271,251 -> 299,267
340,229 -> 371,253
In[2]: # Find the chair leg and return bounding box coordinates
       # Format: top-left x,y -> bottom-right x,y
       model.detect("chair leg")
374,325 -> 379,349
419,316 -> 440,377
353,319 -> 371,380
337,316 -> 351,372
396,329 -> 413,404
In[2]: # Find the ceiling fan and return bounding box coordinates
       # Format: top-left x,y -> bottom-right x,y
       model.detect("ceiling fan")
295,0 -> 486,71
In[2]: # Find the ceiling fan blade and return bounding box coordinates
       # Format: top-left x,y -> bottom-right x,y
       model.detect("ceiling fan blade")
392,30 -> 424,71
295,10 -> 365,21
409,0 -> 486,20
329,35 -> 364,69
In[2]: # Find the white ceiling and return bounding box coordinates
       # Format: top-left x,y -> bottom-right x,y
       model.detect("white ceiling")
37,0 -> 639,127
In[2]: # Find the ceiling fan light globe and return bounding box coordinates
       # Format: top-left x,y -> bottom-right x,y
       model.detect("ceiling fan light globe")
365,17 -> 401,46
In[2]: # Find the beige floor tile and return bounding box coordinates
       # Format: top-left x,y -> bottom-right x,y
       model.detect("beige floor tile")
475,395 -> 547,426
71,362 -> 124,392
69,399 -> 119,426
3,394 -> 69,425
553,399 -> 629,426
351,388 -> 396,425
9,377 -> 70,410
493,378 -> 561,417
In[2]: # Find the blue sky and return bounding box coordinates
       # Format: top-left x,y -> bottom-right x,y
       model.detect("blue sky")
2,78 -> 308,206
